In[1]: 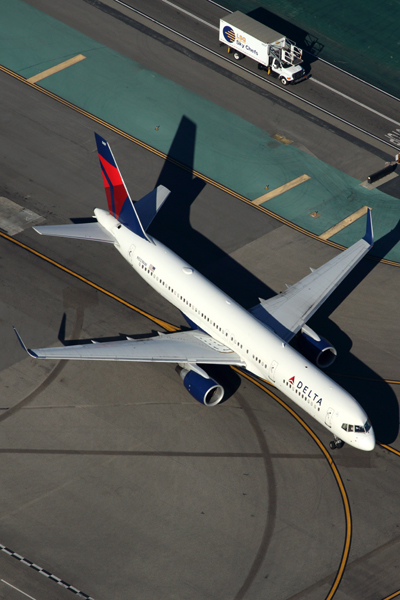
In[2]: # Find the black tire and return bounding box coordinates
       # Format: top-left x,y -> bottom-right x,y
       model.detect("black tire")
234,52 -> 241,60
329,441 -> 336,450
280,77 -> 288,85
257,63 -> 264,70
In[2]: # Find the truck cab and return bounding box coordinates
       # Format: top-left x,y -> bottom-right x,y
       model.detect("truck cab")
265,57 -> 305,85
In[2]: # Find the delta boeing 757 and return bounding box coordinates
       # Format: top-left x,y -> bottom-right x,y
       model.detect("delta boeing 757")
15,134 -> 375,451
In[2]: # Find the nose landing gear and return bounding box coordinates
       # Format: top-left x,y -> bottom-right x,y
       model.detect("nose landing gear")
329,436 -> 344,450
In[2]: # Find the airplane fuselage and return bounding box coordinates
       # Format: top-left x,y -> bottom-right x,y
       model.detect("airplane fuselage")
95,208 -> 375,452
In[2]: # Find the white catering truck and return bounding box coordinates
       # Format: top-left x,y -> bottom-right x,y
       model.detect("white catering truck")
219,11 -> 306,85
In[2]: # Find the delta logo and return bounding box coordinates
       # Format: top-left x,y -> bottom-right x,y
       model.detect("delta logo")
287,375 -> 322,405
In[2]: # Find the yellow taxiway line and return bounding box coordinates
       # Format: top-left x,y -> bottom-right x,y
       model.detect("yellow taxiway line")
233,367 -> 352,600
381,591 -> 400,600
27,54 -> 86,84
253,174 -> 311,205
0,230 -> 178,333
379,443 -> 400,457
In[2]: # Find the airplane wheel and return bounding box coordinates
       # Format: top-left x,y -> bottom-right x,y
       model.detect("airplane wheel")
329,441 -> 336,450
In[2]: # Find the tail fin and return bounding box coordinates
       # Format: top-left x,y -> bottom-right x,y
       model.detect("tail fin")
95,133 -> 148,240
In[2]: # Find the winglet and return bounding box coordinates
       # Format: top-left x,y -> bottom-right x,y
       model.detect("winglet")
13,327 -> 38,358
363,208 -> 374,246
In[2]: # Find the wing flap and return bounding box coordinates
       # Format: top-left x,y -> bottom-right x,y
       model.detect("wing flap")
18,330 -> 245,366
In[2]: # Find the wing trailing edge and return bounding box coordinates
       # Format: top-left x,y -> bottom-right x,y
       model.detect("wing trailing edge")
13,329 -> 246,366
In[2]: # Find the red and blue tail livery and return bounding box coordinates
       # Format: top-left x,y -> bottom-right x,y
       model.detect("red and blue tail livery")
94,133 -> 148,240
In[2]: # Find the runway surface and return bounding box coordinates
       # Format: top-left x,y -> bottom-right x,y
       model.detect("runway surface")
0,2 -> 400,600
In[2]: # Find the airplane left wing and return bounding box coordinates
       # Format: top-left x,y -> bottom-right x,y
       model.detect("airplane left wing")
14,328 -> 246,366
250,209 -> 373,341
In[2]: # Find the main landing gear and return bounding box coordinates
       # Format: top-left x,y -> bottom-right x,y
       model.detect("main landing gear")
329,436 -> 344,450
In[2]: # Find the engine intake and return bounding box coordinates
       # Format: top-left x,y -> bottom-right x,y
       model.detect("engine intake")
176,366 -> 224,406
298,326 -> 337,369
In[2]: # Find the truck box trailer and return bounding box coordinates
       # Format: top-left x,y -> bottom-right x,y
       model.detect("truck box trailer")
219,11 -> 306,85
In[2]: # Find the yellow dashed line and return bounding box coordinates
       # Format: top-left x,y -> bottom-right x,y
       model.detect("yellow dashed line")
27,54 -> 86,84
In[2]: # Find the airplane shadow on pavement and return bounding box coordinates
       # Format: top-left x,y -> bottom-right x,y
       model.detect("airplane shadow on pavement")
148,115 -> 400,442
148,115 -> 277,307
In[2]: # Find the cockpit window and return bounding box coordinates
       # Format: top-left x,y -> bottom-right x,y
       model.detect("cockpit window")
342,422 -> 370,433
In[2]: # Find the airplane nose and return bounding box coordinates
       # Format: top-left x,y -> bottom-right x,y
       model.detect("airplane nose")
361,427 -> 375,451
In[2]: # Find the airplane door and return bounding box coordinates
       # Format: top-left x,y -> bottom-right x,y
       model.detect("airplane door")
325,407 -> 334,428
129,245 -> 136,265
269,360 -> 278,382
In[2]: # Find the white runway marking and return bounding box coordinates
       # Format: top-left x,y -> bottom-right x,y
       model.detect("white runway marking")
1,579 -> 37,600
157,0 -> 219,29
311,78 -> 400,126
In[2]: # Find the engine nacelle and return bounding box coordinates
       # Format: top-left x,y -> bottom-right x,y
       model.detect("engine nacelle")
176,366 -> 224,406
298,326 -> 337,369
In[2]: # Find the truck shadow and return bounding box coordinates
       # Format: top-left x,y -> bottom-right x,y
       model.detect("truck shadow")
247,7 -> 324,72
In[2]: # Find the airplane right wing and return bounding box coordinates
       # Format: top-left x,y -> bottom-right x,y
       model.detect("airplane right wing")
250,209 -> 374,341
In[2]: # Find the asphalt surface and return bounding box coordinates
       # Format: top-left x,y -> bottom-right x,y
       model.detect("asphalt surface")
0,2 -> 400,600
104,0 -> 400,153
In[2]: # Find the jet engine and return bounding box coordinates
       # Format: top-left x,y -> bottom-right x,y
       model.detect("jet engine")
176,366 -> 224,406
297,325 -> 337,369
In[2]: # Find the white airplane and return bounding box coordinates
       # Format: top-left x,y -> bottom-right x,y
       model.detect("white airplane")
15,133 -> 375,451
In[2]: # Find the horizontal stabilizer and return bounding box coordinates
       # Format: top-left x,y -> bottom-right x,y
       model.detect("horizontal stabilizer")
135,185 -> 170,231
33,222 -> 115,243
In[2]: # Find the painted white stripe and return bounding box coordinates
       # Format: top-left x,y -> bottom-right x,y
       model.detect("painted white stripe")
157,0 -> 219,29
1,579 -> 37,600
312,78 -> 400,126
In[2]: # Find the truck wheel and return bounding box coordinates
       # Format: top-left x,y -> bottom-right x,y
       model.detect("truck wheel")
257,63 -> 264,70
280,77 -> 288,85
233,52 -> 241,60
